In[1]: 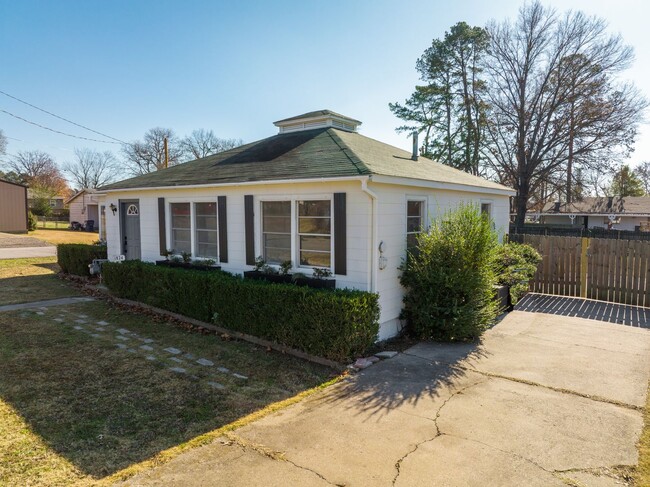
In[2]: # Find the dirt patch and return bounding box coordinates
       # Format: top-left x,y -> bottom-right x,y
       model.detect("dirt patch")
0,232 -> 50,248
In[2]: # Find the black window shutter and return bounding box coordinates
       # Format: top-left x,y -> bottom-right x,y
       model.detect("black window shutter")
244,195 -> 255,265
333,192 -> 347,275
157,197 -> 166,255
217,196 -> 228,263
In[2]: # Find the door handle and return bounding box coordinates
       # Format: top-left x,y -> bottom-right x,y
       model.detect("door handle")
123,236 -> 128,253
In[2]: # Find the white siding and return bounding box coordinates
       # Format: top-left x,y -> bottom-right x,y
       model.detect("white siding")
542,214 -> 647,232
370,182 -> 510,340
100,179 -> 510,341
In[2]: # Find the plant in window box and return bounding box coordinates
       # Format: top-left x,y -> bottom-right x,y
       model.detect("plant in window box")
294,267 -> 336,289
156,252 -> 221,271
243,257 -> 292,283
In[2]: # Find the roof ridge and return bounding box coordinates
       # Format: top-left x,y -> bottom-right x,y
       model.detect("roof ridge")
325,129 -> 370,175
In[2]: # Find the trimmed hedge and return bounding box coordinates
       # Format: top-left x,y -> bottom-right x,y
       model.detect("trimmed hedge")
57,244 -> 108,276
102,261 -> 380,362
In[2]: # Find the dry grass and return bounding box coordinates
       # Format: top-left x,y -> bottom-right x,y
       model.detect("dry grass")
29,229 -> 98,245
0,257 -> 80,306
638,384 -> 650,486
0,258 -> 335,486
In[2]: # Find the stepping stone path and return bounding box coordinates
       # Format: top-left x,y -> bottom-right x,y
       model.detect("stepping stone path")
22,308 -> 253,390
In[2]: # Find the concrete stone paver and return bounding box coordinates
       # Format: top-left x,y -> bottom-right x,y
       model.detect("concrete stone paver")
0,296 -> 94,312
119,305 -> 650,487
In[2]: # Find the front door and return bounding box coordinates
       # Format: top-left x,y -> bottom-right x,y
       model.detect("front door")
120,201 -> 141,260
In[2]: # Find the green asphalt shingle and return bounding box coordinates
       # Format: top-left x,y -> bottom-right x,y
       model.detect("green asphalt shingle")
102,127 -> 512,192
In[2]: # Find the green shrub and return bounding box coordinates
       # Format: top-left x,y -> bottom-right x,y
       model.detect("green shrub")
57,244 -> 108,276
27,211 -> 37,231
31,197 -> 53,217
494,242 -> 542,304
102,261 -> 380,362
400,203 -> 498,341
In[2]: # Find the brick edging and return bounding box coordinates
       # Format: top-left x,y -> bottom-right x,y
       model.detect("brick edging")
83,284 -> 345,371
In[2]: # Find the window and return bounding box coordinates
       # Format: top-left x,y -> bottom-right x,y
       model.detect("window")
170,203 -> 191,253
481,202 -> 492,218
195,202 -> 218,258
262,201 -> 291,264
298,200 -> 331,267
407,200 -> 425,250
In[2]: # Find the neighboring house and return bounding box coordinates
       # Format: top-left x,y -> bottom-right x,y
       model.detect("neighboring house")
98,110 -> 514,339
27,189 -> 66,211
66,189 -> 100,231
0,178 -> 28,233
538,196 -> 650,232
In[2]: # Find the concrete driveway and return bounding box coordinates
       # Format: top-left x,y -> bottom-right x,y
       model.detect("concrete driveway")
120,297 -> 650,486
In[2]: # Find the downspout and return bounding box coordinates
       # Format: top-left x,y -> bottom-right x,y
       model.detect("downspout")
361,177 -> 378,293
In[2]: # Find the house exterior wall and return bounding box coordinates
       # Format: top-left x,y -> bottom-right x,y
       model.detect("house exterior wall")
0,180 -> 28,233
542,214 -> 648,232
99,179 -> 511,341
370,182 -> 511,339
69,193 -> 99,225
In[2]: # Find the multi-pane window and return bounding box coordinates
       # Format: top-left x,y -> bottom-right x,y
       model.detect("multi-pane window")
481,203 -> 492,218
298,200 -> 331,267
262,201 -> 291,264
407,200 -> 424,250
170,203 -> 191,253
195,202 -> 218,258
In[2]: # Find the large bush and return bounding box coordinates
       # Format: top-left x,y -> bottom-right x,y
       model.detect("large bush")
400,203 -> 498,341
102,261 -> 380,362
30,197 -> 53,217
57,244 -> 107,276
27,211 -> 37,231
494,242 -> 542,304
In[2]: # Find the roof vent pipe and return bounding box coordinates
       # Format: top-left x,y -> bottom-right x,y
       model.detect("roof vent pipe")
411,132 -> 418,161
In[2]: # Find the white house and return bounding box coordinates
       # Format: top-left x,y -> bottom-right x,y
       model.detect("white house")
538,197 -> 650,232
66,188 -> 100,230
97,110 -> 514,340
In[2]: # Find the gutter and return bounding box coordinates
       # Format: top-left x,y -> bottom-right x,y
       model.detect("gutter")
360,177 -> 378,293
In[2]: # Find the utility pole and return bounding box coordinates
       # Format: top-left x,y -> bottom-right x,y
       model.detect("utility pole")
163,136 -> 169,169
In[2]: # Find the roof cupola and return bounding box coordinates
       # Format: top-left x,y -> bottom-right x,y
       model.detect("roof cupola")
273,110 -> 361,134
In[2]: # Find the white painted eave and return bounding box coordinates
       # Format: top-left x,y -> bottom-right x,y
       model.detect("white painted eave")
369,174 -> 516,196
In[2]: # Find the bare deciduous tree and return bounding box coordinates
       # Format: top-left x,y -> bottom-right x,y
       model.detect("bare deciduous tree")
6,150 -> 69,196
0,129 -> 7,160
180,129 -> 243,161
483,1 -> 647,227
122,127 -> 183,175
63,148 -> 121,189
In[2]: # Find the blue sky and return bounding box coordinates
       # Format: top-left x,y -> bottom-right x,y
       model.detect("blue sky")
1,0 -> 648,177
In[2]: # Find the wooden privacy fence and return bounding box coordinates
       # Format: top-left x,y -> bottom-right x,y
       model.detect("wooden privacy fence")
509,234 -> 650,307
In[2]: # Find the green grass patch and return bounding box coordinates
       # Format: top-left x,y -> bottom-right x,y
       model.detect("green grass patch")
0,257 -> 80,306
0,300 -> 334,486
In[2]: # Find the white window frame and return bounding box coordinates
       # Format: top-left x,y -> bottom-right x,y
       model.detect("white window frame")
406,196 -> 428,250
296,198 -> 333,270
480,200 -> 493,219
257,194 -> 334,273
194,201 -> 219,259
167,198 -> 220,261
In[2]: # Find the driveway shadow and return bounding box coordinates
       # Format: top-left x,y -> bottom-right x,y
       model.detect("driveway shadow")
516,293 -> 650,328
324,341 -> 486,419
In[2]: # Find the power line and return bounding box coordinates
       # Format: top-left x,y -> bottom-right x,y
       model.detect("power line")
0,109 -> 121,144
0,89 -> 125,143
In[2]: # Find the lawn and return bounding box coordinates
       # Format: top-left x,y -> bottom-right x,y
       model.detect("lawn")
638,384 -> 650,486
29,228 -> 99,245
0,257 -> 81,305
0,259 -> 335,486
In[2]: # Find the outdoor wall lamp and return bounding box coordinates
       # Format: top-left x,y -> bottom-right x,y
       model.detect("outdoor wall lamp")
109,203 -> 117,215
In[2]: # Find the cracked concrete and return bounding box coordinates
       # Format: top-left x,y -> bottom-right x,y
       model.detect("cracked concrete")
117,305 -> 650,486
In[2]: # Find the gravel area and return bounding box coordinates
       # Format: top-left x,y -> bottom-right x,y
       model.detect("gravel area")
0,232 -> 51,248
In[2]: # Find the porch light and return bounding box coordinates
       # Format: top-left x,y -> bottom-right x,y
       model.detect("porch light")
109,203 -> 117,215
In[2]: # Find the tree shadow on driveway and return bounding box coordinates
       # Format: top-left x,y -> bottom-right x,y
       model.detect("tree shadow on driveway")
322,340 -> 487,419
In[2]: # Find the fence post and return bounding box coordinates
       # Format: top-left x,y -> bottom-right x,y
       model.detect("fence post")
580,237 -> 589,298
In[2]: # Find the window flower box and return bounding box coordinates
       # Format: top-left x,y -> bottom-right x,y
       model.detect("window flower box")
242,271 -> 335,289
243,270 -> 293,284
155,260 -> 221,272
